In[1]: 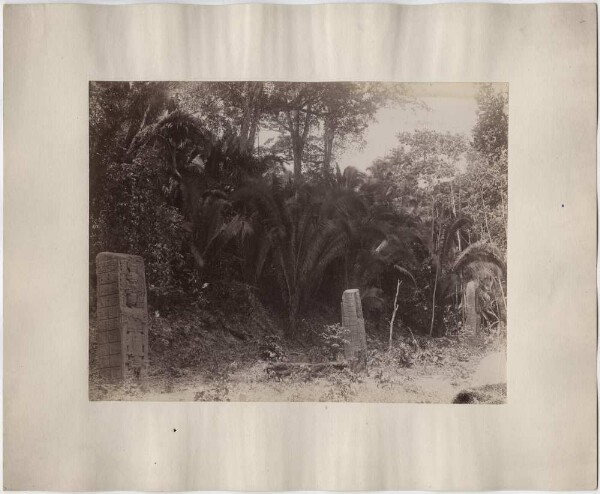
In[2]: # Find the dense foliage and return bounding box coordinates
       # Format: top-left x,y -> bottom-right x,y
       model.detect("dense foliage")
90,82 -> 507,339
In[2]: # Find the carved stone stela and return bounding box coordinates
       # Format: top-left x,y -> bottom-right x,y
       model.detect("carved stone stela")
341,289 -> 368,373
464,279 -> 479,335
95,252 -> 148,380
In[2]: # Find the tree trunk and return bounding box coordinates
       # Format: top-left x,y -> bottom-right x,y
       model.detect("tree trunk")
293,147 -> 303,182
323,119 -> 336,179
123,103 -> 151,152
344,255 -> 349,290
429,267 -> 439,336
450,182 -> 462,250
239,95 -> 252,153
430,200 -> 436,249
247,106 -> 261,154
429,208 -> 443,337
481,189 -> 494,243
287,289 -> 300,337
389,279 -> 401,350
239,82 -> 263,154
285,107 -> 311,183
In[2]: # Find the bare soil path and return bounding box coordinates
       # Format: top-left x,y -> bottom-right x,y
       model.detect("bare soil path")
90,336 -> 506,403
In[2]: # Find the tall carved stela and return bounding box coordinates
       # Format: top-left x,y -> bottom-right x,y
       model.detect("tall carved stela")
95,252 -> 149,380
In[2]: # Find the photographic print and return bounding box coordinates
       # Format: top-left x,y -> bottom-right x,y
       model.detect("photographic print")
89,81 -> 508,402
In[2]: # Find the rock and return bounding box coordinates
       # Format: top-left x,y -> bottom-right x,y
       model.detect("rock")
453,383 -> 507,404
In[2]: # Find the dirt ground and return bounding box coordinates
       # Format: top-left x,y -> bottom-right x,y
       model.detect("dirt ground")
90,326 -> 507,403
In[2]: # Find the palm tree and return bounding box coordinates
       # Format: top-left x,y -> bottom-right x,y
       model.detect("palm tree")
187,190 -> 236,272
231,180 -> 366,335
331,165 -> 366,190
127,110 -> 278,280
428,217 -> 506,335
129,109 -> 270,216
451,240 -> 507,324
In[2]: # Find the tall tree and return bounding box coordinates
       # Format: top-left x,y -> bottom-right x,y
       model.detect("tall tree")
472,83 -> 508,163
89,81 -> 172,210
370,129 -> 468,217
459,84 -> 509,249
177,81 -> 266,155
317,83 -> 387,177
264,83 -> 321,182
263,82 -> 414,182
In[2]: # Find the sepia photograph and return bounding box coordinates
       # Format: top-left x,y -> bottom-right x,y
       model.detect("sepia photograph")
5,2 -> 597,489
89,81 -> 508,403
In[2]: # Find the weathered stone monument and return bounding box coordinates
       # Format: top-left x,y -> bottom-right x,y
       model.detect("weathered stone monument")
95,252 -> 148,380
464,279 -> 479,335
341,289 -> 368,373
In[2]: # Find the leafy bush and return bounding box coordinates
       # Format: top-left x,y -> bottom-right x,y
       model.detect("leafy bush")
259,335 -> 286,362
90,160 -> 189,298
321,323 -> 349,361
368,342 -> 415,369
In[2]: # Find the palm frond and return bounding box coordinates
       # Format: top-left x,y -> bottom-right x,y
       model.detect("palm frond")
451,240 -> 506,278
393,264 -> 417,286
231,181 -> 285,237
306,236 -> 349,295
440,216 -> 473,266
190,244 -> 205,269
253,234 -> 272,283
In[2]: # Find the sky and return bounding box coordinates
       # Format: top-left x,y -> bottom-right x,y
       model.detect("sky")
257,82 -> 506,174
338,86 -> 482,172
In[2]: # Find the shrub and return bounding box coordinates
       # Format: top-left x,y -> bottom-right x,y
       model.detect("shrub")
90,160 -> 189,298
321,323 -> 350,361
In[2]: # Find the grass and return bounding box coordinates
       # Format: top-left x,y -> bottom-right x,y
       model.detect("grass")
89,301 -> 507,403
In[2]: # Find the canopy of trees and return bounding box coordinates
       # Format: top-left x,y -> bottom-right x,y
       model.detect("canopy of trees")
90,82 -> 508,338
